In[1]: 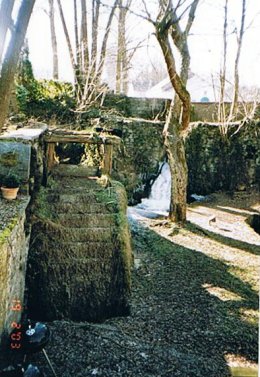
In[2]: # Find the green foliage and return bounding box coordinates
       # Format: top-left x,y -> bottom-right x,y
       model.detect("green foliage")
0,217 -> 19,245
16,79 -> 75,123
1,173 -> 21,188
84,143 -> 103,167
0,173 -> 4,186
33,187 -> 58,220
0,152 -> 18,167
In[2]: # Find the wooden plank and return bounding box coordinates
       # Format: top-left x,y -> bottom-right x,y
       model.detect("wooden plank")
44,132 -> 121,145
101,144 -> 113,176
46,143 -> 56,173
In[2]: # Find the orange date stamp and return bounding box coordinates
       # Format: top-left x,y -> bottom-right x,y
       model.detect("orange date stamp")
10,299 -> 22,350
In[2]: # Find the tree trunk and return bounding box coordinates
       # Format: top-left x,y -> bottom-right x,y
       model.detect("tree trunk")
116,0 -> 128,94
170,0 -> 199,117
57,0 -> 76,72
164,102 -> 188,222
57,0 -> 82,102
48,0 -> 59,80
74,0 -> 81,70
97,0 -> 119,80
218,0 -> 228,126
155,23 -> 190,223
116,0 -> 123,93
0,0 -> 36,131
120,3 -> 128,94
73,0 -> 83,98
229,0 -> 246,119
91,0 -> 100,76
0,0 -> 15,63
80,0 -> 89,75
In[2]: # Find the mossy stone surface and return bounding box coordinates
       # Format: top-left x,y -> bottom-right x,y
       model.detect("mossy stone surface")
26,168 -> 132,322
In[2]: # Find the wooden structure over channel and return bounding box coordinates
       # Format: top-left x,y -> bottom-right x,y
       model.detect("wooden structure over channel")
44,129 -> 121,176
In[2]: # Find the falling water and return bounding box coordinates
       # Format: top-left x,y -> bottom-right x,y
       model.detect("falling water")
136,162 -> 171,215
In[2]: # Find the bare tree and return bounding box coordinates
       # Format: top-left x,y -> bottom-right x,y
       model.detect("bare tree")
149,0 -> 199,223
217,0 -> 248,128
48,0 -> 59,79
123,0 -> 199,222
57,0 -> 119,111
56,0 -> 77,78
0,0 -> 36,130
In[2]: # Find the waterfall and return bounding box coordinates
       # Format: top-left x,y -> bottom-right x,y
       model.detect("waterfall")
136,162 -> 171,215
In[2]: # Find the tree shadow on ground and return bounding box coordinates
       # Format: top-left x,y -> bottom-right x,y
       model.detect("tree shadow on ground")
186,221 -> 260,256
214,205 -> 258,218
130,221 -> 258,377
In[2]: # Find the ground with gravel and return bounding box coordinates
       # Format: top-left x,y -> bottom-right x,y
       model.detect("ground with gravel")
0,191 -> 259,376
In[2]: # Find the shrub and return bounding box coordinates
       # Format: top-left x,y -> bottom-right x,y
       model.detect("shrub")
2,173 -> 21,188
16,79 -> 75,123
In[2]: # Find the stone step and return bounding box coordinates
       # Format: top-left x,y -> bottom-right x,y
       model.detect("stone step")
53,201 -> 117,214
51,164 -> 98,178
43,257 -> 114,276
47,185 -> 106,194
48,226 -> 117,242
50,178 -> 104,191
46,191 -> 113,205
43,241 -> 115,260
56,213 -> 116,227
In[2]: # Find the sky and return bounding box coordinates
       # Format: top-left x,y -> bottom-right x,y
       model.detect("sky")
18,0 -> 260,94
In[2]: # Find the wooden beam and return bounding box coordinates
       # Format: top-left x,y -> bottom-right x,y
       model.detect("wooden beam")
44,132 -> 121,145
46,142 -> 56,174
101,144 -> 113,176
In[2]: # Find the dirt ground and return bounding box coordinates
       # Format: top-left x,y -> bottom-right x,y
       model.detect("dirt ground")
1,190 -> 259,376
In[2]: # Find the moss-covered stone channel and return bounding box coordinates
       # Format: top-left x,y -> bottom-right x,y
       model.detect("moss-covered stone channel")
26,164 -> 132,322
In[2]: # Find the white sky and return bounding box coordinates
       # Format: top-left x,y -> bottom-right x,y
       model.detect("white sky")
25,0 -> 260,90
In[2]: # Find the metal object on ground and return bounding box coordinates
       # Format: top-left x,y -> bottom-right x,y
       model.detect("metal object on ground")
10,320 -> 58,377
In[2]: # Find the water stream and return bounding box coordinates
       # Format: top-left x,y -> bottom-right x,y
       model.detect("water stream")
136,162 -> 171,216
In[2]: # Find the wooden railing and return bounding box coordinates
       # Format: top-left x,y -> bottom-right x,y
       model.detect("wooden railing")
44,129 -> 121,176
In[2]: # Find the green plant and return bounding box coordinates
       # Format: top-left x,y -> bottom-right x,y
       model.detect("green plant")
0,173 -> 4,185
2,173 -> 21,188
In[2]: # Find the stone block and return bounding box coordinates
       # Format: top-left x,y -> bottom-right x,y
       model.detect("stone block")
0,141 -> 31,182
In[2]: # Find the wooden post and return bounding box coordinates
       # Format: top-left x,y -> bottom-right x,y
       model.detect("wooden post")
102,144 -> 113,176
46,143 -> 55,174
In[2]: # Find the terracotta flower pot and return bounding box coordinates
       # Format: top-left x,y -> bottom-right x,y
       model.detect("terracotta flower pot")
1,187 -> 19,200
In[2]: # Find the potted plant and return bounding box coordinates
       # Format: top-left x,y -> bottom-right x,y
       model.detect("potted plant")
1,173 -> 21,200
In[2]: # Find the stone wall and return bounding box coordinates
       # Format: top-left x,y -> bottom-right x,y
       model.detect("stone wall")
103,94 -> 169,119
101,119 -> 260,202
0,198 -> 30,347
104,94 -> 260,122
0,125 -> 47,349
186,121 -> 260,195
109,118 -> 165,203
